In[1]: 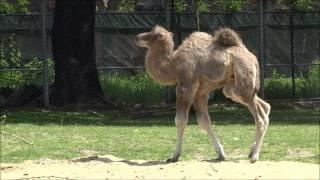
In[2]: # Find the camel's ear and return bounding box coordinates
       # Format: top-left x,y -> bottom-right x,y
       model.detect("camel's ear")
169,32 -> 173,37
157,32 -> 165,41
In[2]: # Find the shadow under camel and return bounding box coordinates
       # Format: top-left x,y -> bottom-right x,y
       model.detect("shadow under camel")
70,155 -> 234,167
71,155 -> 168,166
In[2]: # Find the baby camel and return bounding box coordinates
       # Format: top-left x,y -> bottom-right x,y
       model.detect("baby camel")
135,25 -> 270,163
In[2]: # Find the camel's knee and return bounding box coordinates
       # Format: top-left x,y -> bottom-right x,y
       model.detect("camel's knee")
175,115 -> 188,128
197,116 -> 211,131
222,86 -> 232,98
264,102 -> 271,117
255,118 -> 267,133
257,98 -> 271,126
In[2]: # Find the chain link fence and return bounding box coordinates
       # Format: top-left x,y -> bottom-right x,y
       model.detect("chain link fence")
0,0 -> 319,108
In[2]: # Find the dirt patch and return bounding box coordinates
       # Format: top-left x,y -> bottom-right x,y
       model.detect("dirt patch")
1,155 -> 319,179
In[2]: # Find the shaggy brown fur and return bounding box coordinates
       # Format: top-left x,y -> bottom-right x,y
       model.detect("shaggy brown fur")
214,27 -> 242,46
136,25 -> 270,163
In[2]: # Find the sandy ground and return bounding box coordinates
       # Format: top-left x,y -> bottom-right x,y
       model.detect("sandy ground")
1,155 -> 319,180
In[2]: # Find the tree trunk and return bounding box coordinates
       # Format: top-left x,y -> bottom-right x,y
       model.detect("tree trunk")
51,0 -> 104,106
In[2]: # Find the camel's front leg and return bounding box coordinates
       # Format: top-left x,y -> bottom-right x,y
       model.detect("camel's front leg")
194,93 -> 226,160
166,84 -> 196,162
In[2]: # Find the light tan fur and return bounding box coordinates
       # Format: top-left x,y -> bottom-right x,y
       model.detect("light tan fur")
136,25 -> 271,163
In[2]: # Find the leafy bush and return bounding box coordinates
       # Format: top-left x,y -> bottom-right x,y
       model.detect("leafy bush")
174,0 -> 187,12
174,0 -> 245,12
196,0 -> 209,12
0,0 -> 30,14
0,34 -> 54,89
215,0 -> 246,11
24,58 -> 54,85
305,60 -> 320,98
275,0 -> 319,10
99,61 -> 319,105
291,0 -> 316,10
265,64 -> 319,100
100,72 -> 166,105
118,0 -> 135,12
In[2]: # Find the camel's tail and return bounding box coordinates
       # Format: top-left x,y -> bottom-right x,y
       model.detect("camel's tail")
213,28 -> 242,46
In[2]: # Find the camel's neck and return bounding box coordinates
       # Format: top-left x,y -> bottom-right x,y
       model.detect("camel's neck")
145,44 -> 175,85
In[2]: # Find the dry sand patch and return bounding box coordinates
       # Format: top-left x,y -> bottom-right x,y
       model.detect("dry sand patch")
1,155 -> 319,179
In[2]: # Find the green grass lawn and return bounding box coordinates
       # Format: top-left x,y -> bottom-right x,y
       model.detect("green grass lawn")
1,106 -> 319,164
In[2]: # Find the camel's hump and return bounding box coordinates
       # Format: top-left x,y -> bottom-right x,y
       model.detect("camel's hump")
213,28 -> 242,46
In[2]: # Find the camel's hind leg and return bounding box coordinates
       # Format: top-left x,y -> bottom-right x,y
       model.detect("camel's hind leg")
194,92 -> 226,160
223,84 -> 270,163
247,95 -> 270,162
166,83 -> 198,162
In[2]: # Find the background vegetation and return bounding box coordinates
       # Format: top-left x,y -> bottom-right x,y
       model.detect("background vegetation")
100,72 -> 166,105
0,0 -> 29,13
1,0 -> 319,14
0,35 -> 319,106
265,61 -> 320,99
0,35 -> 54,89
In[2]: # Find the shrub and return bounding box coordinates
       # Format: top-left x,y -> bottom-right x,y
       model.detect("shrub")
118,0 -> 135,12
0,34 -> 54,89
275,0 -> 319,10
264,65 -> 319,100
100,72 -> 166,105
0,0 -> 29,14
291,0 -> 314,10
196,0 -> 209,12
174,0 -> 187,12
305,59 -> 320,98
215,0 -> 246,11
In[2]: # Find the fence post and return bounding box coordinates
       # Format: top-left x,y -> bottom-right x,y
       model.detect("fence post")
165,0 -> 172,104
41,0 -> 49,107
290,12 -> 296,99
258,0 -> 265,98
194,0 -> 200,31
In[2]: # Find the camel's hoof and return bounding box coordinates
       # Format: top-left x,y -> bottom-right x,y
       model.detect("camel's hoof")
215,155 -> 226,162
250,156 -> 258,163
166,156 -> 179,163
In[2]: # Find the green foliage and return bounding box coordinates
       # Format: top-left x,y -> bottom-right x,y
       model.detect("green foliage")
0,34 -> 23,89
118,0 -> 135,12
265,72 -> 294,99
23,58 -> 55,86
265,64 -> 320,100
196,0 -> 209,12
100,72 -> 166,105
0,71 -> 23,89
0,0 -> 13,13
305,59 -> 320,97
275,0 -> 319,10
215,0 -> 246,11
0,35 -> 22,68
0,34 -> 54,89
0,0 -> 30,14
15,0 -> 29,13
291,0 -> 314,10
174,0 -> 187,12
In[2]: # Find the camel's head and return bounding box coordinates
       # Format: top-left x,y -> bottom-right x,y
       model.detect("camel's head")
135,25 -> 174,48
